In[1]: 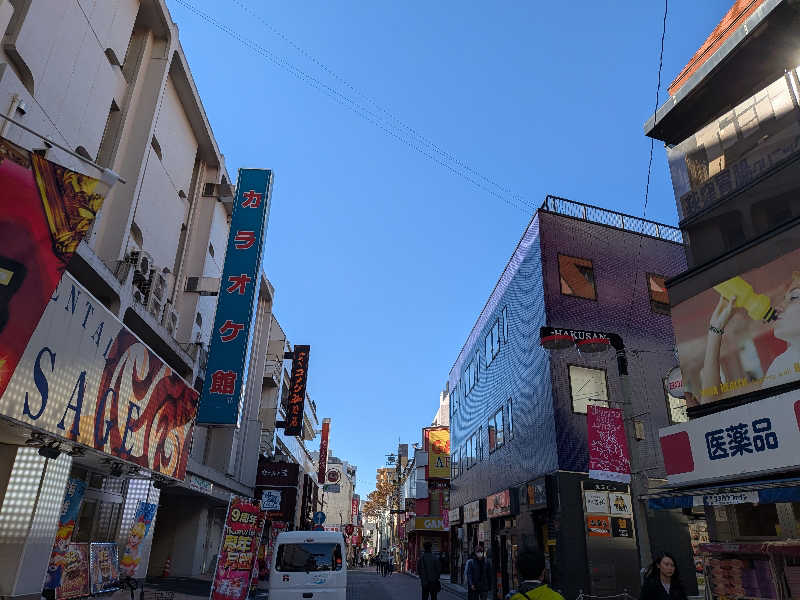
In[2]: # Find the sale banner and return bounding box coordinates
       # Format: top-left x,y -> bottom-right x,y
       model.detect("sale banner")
120,501 -> 157,576
210,496 -> 264,600
44,478 -> 87,589
54,543 -> 89,600
588,406 -> 631,483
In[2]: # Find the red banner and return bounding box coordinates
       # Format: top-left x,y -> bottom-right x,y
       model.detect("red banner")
210,497 -> 265,600
317,419 -> 330,484
351,495 -> 359,523
587,406 -> 631,483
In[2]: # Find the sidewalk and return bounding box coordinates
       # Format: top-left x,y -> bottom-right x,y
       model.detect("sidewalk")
403,571 -> 466,596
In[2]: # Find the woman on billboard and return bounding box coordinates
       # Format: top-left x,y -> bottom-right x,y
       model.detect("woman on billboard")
701,272 -> 800,395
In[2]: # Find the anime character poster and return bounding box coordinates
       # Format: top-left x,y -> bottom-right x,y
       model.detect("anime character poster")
89,543 -> 119,593
54,544 -> 90,600
0,137 -> 108,397
119,501 -> 157,576
44,478 -> 87,589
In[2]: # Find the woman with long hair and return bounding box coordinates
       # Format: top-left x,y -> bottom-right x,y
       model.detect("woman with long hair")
639,552 -> 687,600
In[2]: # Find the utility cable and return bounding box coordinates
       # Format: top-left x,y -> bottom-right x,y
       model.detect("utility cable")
172,0 -> 535,214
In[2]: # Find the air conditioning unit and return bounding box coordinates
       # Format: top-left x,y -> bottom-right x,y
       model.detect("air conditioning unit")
162,307 -> 179,336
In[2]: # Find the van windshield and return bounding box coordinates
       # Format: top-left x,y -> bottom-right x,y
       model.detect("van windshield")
275,542 -> 343,572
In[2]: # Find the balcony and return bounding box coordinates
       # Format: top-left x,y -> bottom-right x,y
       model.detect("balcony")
540,195 -> 684,244
263,358 -> 282,387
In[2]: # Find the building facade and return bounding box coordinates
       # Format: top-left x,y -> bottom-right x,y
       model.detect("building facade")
447,200 -> 689,599
645,2 -> 800,599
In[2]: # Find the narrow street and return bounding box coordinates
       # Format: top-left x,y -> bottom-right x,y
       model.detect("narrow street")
347,568 -> 462,600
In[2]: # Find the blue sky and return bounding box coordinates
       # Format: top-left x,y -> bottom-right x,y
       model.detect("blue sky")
166,0 -> 731,496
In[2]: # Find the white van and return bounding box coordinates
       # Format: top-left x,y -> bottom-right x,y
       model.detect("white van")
269,530 -> 347,599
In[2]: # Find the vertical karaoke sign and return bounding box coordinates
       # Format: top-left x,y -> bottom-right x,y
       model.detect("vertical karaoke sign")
283,345 -> 310,436
197,169 -> 272,425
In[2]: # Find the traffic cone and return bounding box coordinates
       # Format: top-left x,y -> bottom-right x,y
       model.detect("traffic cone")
162,556 -> 171,577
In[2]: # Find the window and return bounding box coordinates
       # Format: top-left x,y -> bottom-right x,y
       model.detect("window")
208,243 -> 215,257
665,382 -> 688,424
648,274 -> 670,315
558,254 -> 597,300
276,543 -> 343,571
568,365 -> 609,414
451,448 -> 459,479
465,355 -> 479,395
485,318 -> 502,367
488,407 -> 504,452
506,398 -> 513,440
502,306 -> 509,342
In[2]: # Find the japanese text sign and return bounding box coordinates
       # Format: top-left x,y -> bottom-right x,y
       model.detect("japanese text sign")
211,496 -> 265,600
198,169 -> 272,425
588,406 -> 631,483
660,388 -> 800,485
0,274 -> 198,479
283,345 -> 310,436
53,543 -> 89,600
255,458 -> 299,487
486,489 -> 512,518
318,418 -> 330,484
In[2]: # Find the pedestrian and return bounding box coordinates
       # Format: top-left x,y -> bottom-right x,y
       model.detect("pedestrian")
387,554 -> 395,576
505,547 -> 563,600
465,542 -> 491,600
639,552 -> 687,600
418,542 -> 442,600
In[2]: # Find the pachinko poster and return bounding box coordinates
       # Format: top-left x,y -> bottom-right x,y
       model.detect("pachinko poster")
89,543 -> 120,594
120,501 -> 157,576
210,496 -> 265,600
54,544 -> 90,600
44,478 -> 87,589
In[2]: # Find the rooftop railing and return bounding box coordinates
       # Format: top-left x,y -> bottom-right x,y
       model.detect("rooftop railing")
541,195 -> 684,244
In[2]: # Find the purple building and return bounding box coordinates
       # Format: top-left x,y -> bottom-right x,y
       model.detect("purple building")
447,196 -> 689,599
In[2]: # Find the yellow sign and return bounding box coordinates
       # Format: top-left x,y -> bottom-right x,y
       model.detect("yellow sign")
426,427 -> 450,453
429,452 -> 450,479
413,517 -> 447,531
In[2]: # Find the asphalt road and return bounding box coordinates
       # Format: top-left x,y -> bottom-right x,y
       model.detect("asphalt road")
347,567 -> 463,600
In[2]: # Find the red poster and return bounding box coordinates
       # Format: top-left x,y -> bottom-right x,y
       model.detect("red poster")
0,138 -> 107,397
317,419 -> 330,484
588,406 -> 631,483
211,497 -> 265,600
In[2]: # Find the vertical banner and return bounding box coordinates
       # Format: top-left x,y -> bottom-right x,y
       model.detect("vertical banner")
0,138 -> 109,398
588,406 -> 631,483
210,496 -> 263,600
197,169 -> 272,425
283,345 -> 310,436
119,501 -> 157,576
351,495 -> 359,524
45,478 -> 88,589
317,418 -> 330,483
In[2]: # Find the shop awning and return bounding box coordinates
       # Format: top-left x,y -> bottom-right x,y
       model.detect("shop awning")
644,475 -> 800,510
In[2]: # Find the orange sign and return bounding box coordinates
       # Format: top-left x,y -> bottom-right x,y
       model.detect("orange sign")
586,515 -> 611,537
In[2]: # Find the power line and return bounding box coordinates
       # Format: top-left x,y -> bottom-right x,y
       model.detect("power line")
173,0 -> 536,214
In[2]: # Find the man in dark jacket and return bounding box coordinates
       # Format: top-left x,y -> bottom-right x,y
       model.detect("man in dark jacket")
418,542 -> 442,600
465,543 -> 491,600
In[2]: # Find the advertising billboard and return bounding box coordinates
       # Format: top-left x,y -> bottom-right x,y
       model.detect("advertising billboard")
588,406 -> 631,483
283,345 -> 310,436
0,273 -> 199,479
197,169 -> 272,425
210,496 -> 265,600
424,427 -> 450,479
672,247 -> 800,407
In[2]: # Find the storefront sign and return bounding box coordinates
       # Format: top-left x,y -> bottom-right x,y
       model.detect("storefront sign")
464,500 -> 481,523
671,247 -> 800,408
326,469 -> 341,483
317,418 -> 330,483
586,515 -> 612,537
188,475 -> 214,495
89,543 -> 119,593
54,543 -> 89,600
424,427 -> 450,454
609,492 -> 632,516
211,496 -> 265,600
0,137 -> 109,401
588,406 -> 631,483
256,486 -> 297,521
659,389 -> 800,485
256,458 -> 299,488
584,490 -> 609,514
703,491 -> 759,506
428,479 -> 450,490
120,501 -> 156,576
611,517 -> 633,538
527,478 -> 547,510
45,478 -> 87,589
198,169 -> 271,425
0,274 -> 199,479
448,507 -> 461,525
428,452 -> 451,479
411,516 -> 447,531
283,344 -> 310,436
486,490 -> 512,518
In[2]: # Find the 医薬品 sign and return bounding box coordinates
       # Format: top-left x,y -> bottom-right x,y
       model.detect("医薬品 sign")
197,169 -> 272,425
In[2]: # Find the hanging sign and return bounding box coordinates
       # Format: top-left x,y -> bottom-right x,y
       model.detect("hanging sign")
198,169 -> 272,425
318,418 -> 330,483
210,496 -> 265,600
0,137 -> 110,400
611,517 -> 634,538
45,478 -> 87,589
588,406 -> 631,483
283,345 -> 310,436
120,501 -> 157,577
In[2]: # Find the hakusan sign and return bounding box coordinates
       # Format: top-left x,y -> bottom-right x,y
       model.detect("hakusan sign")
0,274 -> 199,479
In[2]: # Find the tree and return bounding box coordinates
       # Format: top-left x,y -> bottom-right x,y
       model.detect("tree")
362,478 -> 395,519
